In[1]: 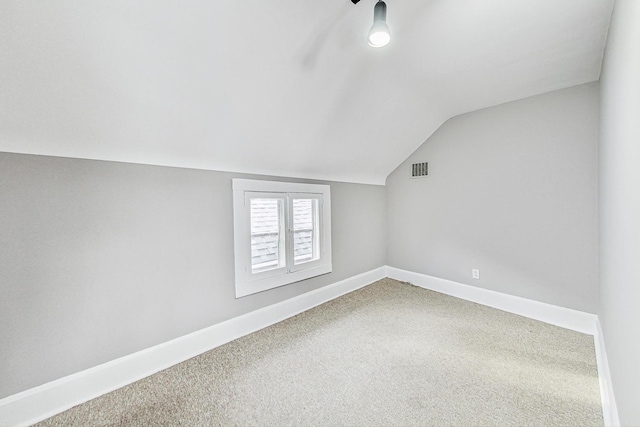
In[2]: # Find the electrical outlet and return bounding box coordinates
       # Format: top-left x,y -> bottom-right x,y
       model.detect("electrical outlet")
472,269 -> 480,279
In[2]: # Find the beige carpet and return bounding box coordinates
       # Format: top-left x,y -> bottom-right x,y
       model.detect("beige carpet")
37,278 -> 603,426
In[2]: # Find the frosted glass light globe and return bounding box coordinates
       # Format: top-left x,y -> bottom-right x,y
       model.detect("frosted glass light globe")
368,23 -> 390,47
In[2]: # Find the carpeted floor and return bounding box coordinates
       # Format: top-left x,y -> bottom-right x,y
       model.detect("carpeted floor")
37,278 -> 603,426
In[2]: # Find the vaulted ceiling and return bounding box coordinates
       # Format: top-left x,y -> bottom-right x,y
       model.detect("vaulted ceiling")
0,0 -> 613,184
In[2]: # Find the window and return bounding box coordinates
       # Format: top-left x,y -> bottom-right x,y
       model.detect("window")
232,179 -> 332,298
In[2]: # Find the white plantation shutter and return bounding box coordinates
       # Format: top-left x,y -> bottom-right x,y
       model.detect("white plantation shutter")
292,198 -> 316,263
250,198 -> 284,272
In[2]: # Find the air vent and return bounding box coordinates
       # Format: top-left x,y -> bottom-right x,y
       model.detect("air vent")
411,162 -> 428,178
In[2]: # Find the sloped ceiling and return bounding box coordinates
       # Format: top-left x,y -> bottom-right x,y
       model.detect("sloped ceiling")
0,0 -> 613,184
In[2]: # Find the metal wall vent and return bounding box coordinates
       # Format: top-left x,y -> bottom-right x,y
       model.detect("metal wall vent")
411,162 -> 428,178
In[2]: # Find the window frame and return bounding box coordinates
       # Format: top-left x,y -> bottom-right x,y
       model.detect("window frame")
232,179 -> 332,298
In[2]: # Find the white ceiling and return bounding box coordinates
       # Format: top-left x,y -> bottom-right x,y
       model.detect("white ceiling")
0,0 -> 613,184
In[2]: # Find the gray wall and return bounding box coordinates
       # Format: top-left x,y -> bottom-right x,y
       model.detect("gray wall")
0,153 -> 386,398
598,0 -> 640,424
386,83 -> 599,313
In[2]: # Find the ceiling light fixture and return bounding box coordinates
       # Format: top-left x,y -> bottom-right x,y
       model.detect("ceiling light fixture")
368,0 -> 390,48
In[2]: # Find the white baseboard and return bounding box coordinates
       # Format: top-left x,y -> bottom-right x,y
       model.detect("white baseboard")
1,266 -> 620,427
0,267 -> 386,427
594,320 -> 620,427
385,267 -> 597,335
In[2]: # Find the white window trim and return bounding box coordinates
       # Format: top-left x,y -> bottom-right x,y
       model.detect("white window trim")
232,179 -> 332,298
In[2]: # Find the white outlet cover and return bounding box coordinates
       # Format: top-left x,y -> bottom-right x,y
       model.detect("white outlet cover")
472,269 -> 480,279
